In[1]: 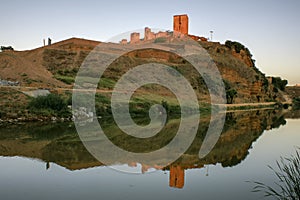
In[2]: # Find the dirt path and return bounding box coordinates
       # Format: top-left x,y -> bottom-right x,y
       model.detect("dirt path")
1,85 -> 293,108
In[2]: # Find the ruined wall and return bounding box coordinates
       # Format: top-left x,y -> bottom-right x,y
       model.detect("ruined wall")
188,34 -> 208,42
130,32 -> 140,44
144,27 -> 155,41
155,31 -> 169,38
120,39 -> 128,44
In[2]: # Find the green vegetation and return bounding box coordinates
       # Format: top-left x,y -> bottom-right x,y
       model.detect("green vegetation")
95,93 -> 112,116
1,46 -> 14,51
226,89 -> 237,104
54,74 -> 75,85
224,80 -> 237,104
28,94 -> 70,117
98,78 -> 116,89
154,37 -> 167,43
225,40 -> 251,54
272,77 -> 288,91
161,100 -> 169,114
252,148 -> 300,199
292,97 -> 300,110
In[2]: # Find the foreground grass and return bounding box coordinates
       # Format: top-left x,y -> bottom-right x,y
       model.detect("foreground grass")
252,148 -> 300,199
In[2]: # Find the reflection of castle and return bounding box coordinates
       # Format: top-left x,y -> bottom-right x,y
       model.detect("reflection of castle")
169,165 -> 185,189
120,14 -> 208,44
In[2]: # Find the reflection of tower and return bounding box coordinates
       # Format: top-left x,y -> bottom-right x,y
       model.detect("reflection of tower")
169,165 -> 185,189
46,162 -> 50,170
173,14 -> 189,37
205,165 -> 209,176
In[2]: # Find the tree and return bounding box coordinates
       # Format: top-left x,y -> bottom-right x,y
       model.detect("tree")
1,46 -> 14,51
224,80 -> 238,104
226,89 -> 237,104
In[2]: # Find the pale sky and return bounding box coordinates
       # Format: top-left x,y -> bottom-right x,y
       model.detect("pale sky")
1,0 -> 299,84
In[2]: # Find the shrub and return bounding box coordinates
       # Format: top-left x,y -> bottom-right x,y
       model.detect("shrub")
54,75 -> 75,85
161,100 -> 169,114
154,37 -> 167,43
1,46 -> 14,51
29,94 -> 68,112
293,97 -> 300,110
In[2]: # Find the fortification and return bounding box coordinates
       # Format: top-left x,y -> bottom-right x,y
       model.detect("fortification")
130,32 -> 140,44
120,39 -> 128,45
173,14 -> 189,36
122,14 -> 206,44
144,27 -> 155,41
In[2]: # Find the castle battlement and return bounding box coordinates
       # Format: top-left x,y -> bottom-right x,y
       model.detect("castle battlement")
120,14 -> 207,44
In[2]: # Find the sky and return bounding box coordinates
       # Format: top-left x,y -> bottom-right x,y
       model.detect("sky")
1,0 -> 299,84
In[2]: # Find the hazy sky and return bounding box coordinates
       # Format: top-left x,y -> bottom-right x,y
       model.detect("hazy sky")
1,0 -> 299,84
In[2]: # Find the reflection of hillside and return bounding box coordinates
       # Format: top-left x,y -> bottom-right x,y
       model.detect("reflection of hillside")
284,109 -> 300,119
0,110 -> 287,187
166,110 -> 287,188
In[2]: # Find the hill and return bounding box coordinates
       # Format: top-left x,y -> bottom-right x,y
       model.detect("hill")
0,37 -> 290,121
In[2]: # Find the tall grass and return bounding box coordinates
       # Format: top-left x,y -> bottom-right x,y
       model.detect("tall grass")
252,148 -> 300,199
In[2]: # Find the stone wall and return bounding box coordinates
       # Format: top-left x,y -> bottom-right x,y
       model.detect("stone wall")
130,32 -> 140,44
144,27 -> 155,41
120,39 -> 128,44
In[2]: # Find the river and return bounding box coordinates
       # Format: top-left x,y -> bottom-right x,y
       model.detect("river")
0,109 -> 299,200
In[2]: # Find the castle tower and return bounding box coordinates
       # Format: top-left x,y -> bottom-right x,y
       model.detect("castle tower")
169,165 -> 185,189
173,14 -> 189,36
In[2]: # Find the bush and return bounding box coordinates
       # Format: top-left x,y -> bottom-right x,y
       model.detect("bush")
154,37 -> 167,43
293,97 -> 300,110
1,46 -> 14,51
54,75 -> 75,85
161,100 -> 169,114
225,40 -> 252,56
29,94 -> 68,112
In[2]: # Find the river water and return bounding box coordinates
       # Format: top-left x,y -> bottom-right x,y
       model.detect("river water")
0,109 -> 299,200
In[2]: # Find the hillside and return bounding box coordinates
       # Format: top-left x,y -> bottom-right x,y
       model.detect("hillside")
0,37 -> 290,120
0,38 -> 100,88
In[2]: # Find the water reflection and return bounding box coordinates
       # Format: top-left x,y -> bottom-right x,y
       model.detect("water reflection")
0,109 -> 290,189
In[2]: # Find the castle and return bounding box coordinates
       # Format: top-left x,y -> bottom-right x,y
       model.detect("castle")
120,14 -> 208,44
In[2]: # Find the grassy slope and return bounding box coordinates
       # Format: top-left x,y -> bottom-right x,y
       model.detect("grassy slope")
0,38 -> 287,120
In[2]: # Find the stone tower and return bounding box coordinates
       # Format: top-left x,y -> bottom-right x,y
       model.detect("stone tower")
173,14 -> 189,36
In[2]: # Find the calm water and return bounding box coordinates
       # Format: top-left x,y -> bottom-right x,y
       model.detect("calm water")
0,110 -> 299,200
